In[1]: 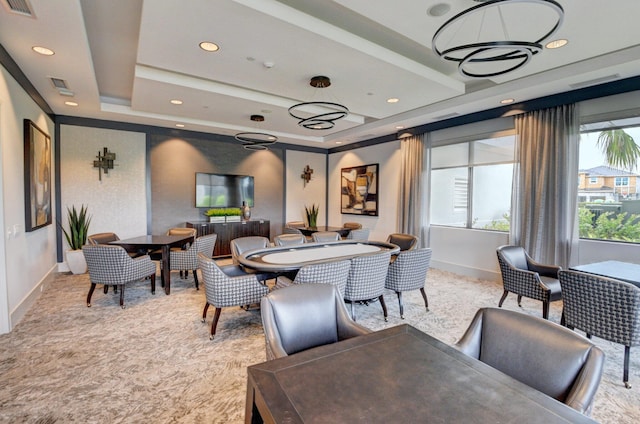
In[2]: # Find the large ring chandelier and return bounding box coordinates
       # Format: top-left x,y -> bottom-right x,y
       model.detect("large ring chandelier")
432,0 -> 564,78
288,76 -> 349,130
234,115 -> 278,150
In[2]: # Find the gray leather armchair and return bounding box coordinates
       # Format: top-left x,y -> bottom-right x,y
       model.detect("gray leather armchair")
260,284 -> 371,360
496,245 -> 562,319
386,233 -> 418,251
455,307 -> 605,415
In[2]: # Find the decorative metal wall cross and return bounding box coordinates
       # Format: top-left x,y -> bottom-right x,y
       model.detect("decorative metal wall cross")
93,147 -> 116,181
301,165 -> 314,187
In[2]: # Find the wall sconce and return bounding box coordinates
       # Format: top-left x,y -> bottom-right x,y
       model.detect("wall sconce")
93,147 -> 116,181
301,165 -> 314,187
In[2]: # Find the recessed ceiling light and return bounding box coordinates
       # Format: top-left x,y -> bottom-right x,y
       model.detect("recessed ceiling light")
546,39 -> 568,49
335,141 -> 342,144
170,99 -> 183,105
427,3 -> 451,17
32,46 -> 54,56
387,98 -> 399,103
199,41 -> 219,52
64,101 -> 78,106
396,125 -> 405,129
500,98 -> 515,104
175,123 -> 185,128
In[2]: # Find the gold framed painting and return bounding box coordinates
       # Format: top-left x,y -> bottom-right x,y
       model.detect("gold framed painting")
24,119 -> 52,232
340,163 -> 378,216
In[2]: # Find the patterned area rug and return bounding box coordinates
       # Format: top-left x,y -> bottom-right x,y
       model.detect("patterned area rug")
0,266 -> 638,423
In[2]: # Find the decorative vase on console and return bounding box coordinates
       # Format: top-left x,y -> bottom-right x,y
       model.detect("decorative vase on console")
241,201 -> 251,221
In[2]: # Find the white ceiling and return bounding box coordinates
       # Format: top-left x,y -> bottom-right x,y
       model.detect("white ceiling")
1,0 -> 640,148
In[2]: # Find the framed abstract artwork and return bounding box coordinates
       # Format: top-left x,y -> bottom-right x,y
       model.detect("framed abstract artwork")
24,119 -> 52,232
340,163 -> 378,216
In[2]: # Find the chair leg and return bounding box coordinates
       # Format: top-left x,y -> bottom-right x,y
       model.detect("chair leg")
498,290 -> 508,307
210,307 -> 222,340
150,273 -> 156,294
103,285 -> 108,294
350,302 -> 356,321
379,295 -> 388,322
419,287 -> 429,312
396,291 -> 404,319
202,303 -> 210,322
542,301 -> 550,320
119,285 -> 125,309
517,295 -> 523,307
193,269 -> 199,290
624,346 -> 632,389
87,283 -> 96,307
560,308 -> 565,326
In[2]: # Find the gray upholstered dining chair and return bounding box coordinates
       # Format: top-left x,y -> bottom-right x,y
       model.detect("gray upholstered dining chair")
162,233 -> 217,290
311,231 -> 340,243
343,222 -> 362,230
198,253 -> 269,340
82,244 -> 157,309
344,251 -> 391,321
559,269 -> 640,389
496,245 -> 562,320
385,248 -> 432,319
261,284 -> 371,360
273,233 -> 306,246
455,307 -> 605,416
274,260 -> 351,295
229,236 -> 277,283
346,228 -> 370,241
386,233 -> 418,251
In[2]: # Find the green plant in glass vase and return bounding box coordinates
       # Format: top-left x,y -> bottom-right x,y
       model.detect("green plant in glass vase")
305,204 -> 319,228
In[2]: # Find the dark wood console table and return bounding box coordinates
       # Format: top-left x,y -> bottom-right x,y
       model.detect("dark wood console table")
186,220 -> 270,257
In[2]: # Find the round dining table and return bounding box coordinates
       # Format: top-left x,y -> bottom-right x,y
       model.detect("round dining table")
238,240 -> 400,273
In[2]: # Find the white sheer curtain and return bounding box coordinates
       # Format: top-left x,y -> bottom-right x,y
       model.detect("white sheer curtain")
511,104 -> 580,267
398,133 -> 429,247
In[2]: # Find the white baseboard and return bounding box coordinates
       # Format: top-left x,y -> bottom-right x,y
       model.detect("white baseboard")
10,264 -> 58,330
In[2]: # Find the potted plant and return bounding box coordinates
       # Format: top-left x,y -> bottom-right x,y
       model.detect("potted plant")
305,204 -> 319,228
59,205 -> 92,274
205,208 -> 226,223
224,207 -> 242,222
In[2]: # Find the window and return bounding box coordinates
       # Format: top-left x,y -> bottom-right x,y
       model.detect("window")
430,134 -> 515,231
578,119 -> 640,242
589,177 -> 598,184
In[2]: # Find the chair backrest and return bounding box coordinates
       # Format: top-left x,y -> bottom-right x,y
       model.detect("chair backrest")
230,236 -> 270,263
286,221 -> 306,229
195,233 -> 217,257
344,251 -> 391,301
346,228 -> 370,241
385,248 -> 432,291
166,227 -> 197,237
312,231 -> 340,243
343,222 -> 362,230
455,307 -> 604,414
87,232 -> 120,245
274,233 -> 306,246
386,233 -> 418,251
559,269 -> 640,347
283,226 -> 303,235
261,284 -> 343,356
496,245 -> 529,270
293,260 -> 351,295
82,244 -> 131,284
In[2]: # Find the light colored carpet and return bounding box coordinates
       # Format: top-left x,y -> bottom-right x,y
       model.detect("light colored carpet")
0,265 -> 639,423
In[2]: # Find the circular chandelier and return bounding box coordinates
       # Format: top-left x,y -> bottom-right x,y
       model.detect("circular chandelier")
288,76 -> 349,130
234,115 -> 278,150
432,0 -> 564,78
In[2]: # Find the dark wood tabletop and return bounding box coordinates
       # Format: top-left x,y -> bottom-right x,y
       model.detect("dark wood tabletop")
246,324 -> 595,424
298,226 -> 350,237
110,234 -> 194,294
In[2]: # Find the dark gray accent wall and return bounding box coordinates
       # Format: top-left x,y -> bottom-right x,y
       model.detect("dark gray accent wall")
149,134 -> 284,239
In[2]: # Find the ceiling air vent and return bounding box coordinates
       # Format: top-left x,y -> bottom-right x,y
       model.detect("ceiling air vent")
570,74 -> 620,89
2,0 -> 34,17
50,77 -> 68,90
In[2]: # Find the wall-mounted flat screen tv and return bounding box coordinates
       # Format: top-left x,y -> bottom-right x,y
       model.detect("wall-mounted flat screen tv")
195,173 -> 254,208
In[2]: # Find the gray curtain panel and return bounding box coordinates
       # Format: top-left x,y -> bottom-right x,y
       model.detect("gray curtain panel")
511,103 -> 580,268
398,133 -> 428,248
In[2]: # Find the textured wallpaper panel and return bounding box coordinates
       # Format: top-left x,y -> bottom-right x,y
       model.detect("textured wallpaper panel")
60,125 -> 147,245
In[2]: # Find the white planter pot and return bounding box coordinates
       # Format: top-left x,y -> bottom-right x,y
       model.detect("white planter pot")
66,249 -> 87,274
